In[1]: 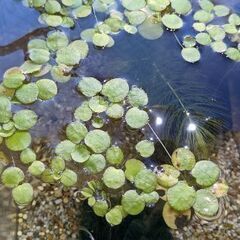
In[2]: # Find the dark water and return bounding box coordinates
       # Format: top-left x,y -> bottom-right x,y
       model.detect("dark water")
0,0 -> 240,239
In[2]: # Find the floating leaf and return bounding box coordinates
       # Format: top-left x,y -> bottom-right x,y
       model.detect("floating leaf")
13,110 -> 38,130
92,33 -> 110,47
60,169 -> 77,187
84,154 -> 106,173
72,5 -> 92,18
15,83 -> 39,104
214,5 -> 230,17
0,96 -> 12,124
20,148 -> 36,164
122,0 -> 146,11
106,146 -> 124,165
80,28 -> 95,42
140,191 -> 159,205
28,161 -> 45,176
74,102 -> 92,122
127,86 -> 148,107
223,24 -> 238,34
163,202 -> 191,229
225,48 -> 240,61
193,10 -> 213,23
50,156 -> 65,174
93,200 -> 108,217
121,190 -> 145,215
196,32 -> 212,45
45,0 -> 61,14
12,183 -> 33,206
134,169 -> 157,193
1,167 -> 24,188
3,67 -> 25,89
228,13 -> 240,26
210,181 -> 229,198
135,140 -> 154,158
51,64 -> 71,83
66,121 -> 88,144
91,116 -> 105,128
171,148 -> 196,171
105,207 -> 123,226
103,167 -> 125,189
125,10 -> 146,26
171,0 -> 192,15
28,39 -> 48,50
162,14 -> 183,30
181,47 -> 201,63
106,104 -> 124,119
5,131 -> 31,151
183,35 -> 196,48
71,144 -> 90,163
193,189 -> 219,217
138,18 -> 164,40
43,14 -> 63,27
124,24 -> 137,34
56,46 -> 81,66
46,31 -> 69,51
167,181 -> 196,211
41,169 -> 55,183
148,0 -> 170,11
84,130 -> 111,153
206,25 -> 225,41
20,60 -> 42,74
78,77 -> 102,97
102,78 -> 129,102
192,22 -> 206,32
29,48 -> 50,64
125,107 -> 149,129
124,159 -> 145,182
89,96 -> 108,113
191,160 -> 220,187
68,40 -> 89,59
156,164 -> 180,188
55,140 -> 76,160
198,0 -> 214,12
211,41 -> 227,53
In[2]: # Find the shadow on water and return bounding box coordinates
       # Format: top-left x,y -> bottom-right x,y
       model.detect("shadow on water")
0,0 -> 240,239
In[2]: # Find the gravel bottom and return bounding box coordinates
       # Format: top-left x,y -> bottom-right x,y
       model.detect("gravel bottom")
172,132 -> 240,240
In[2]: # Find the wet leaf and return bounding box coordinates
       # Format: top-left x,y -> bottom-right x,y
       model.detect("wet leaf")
74,102 -> 93,122
89,96 -> 108,113
193,10 -> 213,23
103,167 -> 125,189
47,31 -> 69,51
84,130 -> 111,153
122,0 -> 146,11
134,169 -> 157,193
60,169 -> 77,186
105,207 -> 123,226
84,154 -> 106,173
171,0 -> 192,15
1,167 -> 24,188
36,79 -> 58,100
66,121 -> 88,144
93,200 -> 108,217
148,0 -> 170,11
171,148 -> 196,171
3,67 -> 25,89
55,140 -> 76,160
12,183 -> 33,205
92,33 -> 110,47
211,41 -> 227,53
121,190 -> 145,215
124,159 -> 145,182
193,189 -> 219,217
20,148 -> 36,164
140,191 -> 159,205
214,5 -> 230,17
28,160 -> 45,176
167,181 -> 196,211
78,77 -> 102,97
106,104 -> 124,119
106,146 -> 124,165
125,107 -> 149,129
196,32 -> 212,45
5,131 -> 31,151
135,140 -> 154,158
71,144 -> 90,163
13,110 -> 37,130
15,83 -> 39,104
181,47 -> 201,63
128,86 -> 148,107
29,48 -> 50,64
162,14 -> 183,30
191,160 -> 220,187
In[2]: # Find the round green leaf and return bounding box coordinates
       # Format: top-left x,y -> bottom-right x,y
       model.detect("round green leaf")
106,104 -> 124,119
93,200 -> 108,217
135,140 -> 154,158
147,0 -> 170,11
5,131 -> 31,151
13,110 -> 38,130
125,107 -> 149,129
103,167 -> 125,189
171,148 -> 196,171
15,83 -> 39,104
191,160 -> 220,187
121,190 -> 145,215
84,154 -> 106,173
128,86 -> 148,107
92,33 -> 110,47
78,77 -> 102,97
3,67 -> 25,89
102,78 -> 129,103
122,0 -> 146,11
74,102 -> 92,122
140,191 -> 159,205
124,159 -> 145,182
20,148 -> 36,164
28,160 -> 45,176
1,167 -> 24,188
66,121 -> 88,144
196,32 -> 212,45
193,189 -> 219,217
84,130 -> 111,153
55,140 -> 76,160
106,146 -> 124,165
214,5 -> 230,17
60,169 -> 77,186
181,47 -> 201,63
105,207 -> 123,226
29,48 -> 50,64
162,14 -> 183,30
71,144 -> 90,163
167,181 -> 196,211
89,96 -> 108,113
47,31 -> 69,51
12,183 -> 33,206
134,169 -> 157,193
171,0 -> 192,15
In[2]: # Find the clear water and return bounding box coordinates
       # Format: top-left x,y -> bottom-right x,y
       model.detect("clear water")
0,0 -> 240,239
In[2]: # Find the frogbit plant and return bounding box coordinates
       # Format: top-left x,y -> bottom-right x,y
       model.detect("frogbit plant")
21,0 -> 240,62
0,76 -> 228,229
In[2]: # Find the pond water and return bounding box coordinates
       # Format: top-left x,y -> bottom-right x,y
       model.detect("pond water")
0,0 -> 240,239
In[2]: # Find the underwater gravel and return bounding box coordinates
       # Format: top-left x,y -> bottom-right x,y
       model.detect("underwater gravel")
172,132 -> 240,240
